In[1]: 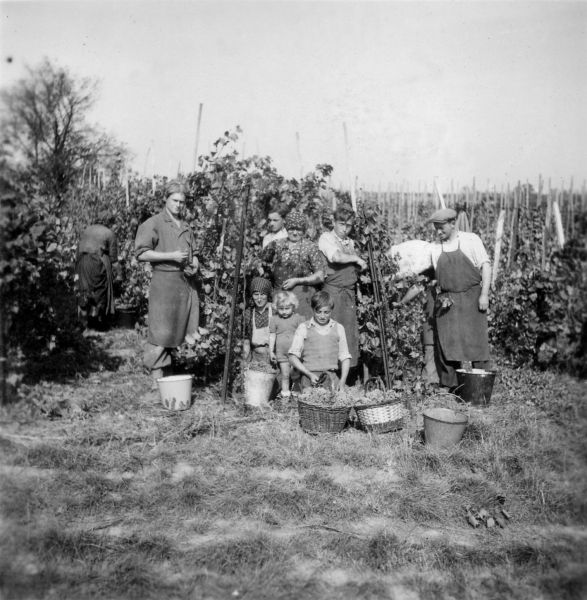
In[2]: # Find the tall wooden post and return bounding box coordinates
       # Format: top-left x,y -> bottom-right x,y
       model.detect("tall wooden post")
192,103 -> 203,172
343,122 -> 357,213
506,188 -> 519,269
568,176 -> 575,239
491,210 -> 506,287
221,185 -> 250,405
0,191 -> 6,405
296,131 -> 303,180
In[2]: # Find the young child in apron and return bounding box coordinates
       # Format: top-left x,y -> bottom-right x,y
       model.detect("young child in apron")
269,290 -> 306,399
243,277 -> 273,365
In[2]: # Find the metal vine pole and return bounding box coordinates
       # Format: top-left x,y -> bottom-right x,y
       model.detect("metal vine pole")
221,183 -> 250,405
0,191 -> 5,405
0,277 -> 5,406
360,197 -> 392,390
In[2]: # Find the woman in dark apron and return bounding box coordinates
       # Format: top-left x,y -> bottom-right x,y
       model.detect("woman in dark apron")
429,208 -> 492,389
135,180 -> 199,389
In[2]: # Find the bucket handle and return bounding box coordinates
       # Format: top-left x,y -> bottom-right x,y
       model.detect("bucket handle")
423,391 -> 471,419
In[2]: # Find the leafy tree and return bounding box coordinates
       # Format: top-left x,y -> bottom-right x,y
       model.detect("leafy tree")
1,58 -> 126,200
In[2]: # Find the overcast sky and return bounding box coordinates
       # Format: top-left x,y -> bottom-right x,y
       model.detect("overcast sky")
1,1 -> 586,191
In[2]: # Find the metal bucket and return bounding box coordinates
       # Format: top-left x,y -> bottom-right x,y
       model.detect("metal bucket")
244,369 -> 275,408
116,307 -> 138,329
455,369 -> 497,405
157,375 -> 193,411
423,407 -> 468,450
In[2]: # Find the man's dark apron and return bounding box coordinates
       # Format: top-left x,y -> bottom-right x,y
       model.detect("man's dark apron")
435,243 -> 490,366
323,262 -> 359,368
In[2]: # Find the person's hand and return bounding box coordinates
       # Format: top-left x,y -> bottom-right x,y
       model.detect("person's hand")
308,373 -> 320,385
282,277 -> 299,290
113,263 -> 123,281
269,352 -> 277,364
171,250 -> 189,265
337,381 -> 346,391
184,257 -> 198,277
357,258 -> 368,271
479,293 -> 489,312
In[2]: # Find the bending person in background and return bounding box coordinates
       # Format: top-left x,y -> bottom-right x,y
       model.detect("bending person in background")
76,216 -> 119,331
427,208 -> 492,389
318,205 -> 366,372
262,206 -> 288,249
262,210 -> 325,318
134,180 -> 199,391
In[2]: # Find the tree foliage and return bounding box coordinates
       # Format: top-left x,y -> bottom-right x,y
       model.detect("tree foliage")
1,58 -> 126,200
2,121 -> 585,388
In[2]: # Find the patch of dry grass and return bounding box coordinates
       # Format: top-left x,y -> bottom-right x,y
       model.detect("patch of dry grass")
0,333 -> 585,599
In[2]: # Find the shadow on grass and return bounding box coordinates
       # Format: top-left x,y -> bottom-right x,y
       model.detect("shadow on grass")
21,332 -> 124,384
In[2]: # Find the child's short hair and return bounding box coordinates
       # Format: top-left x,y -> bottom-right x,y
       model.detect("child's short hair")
311,290 -> 334,311
333,204 -> 355,223
273,290 -> 299,310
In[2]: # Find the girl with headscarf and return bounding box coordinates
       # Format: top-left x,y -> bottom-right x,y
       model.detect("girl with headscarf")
242,277 -> 273,365
262,210 -> 326,318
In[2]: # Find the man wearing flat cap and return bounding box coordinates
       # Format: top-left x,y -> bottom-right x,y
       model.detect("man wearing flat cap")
426,207 -> 492,389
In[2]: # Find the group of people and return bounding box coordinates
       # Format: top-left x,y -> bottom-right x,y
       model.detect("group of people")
77,179 -> 493,398
242,204 -> 367,397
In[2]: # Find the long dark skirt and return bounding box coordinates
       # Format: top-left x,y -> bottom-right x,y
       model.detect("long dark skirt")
75,253 -> 114,317
147,270 -> 199,347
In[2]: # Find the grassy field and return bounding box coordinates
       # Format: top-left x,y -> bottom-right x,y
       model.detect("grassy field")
1,328 -> 586,600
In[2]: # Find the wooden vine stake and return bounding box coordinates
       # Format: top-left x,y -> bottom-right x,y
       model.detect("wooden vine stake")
296,131 -> 303,180
552,191 -> 565,248
342,122 -> 357,213
221,184 -> 250,405
192,103 -> 203,172
125,171 -> 130,208
568,176 -> 575,239
506,188 -> 519,269
434,179 -> 447,209
491,210 -> 506,287
0,189 -> 5,404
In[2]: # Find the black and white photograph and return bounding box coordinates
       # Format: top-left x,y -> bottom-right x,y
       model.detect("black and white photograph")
1,1 -> 586,598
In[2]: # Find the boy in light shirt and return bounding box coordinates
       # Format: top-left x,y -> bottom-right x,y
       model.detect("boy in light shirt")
288,291 -> 351,391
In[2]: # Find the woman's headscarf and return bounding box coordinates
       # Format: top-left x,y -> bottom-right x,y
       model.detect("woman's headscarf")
285,210 -> 306,231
